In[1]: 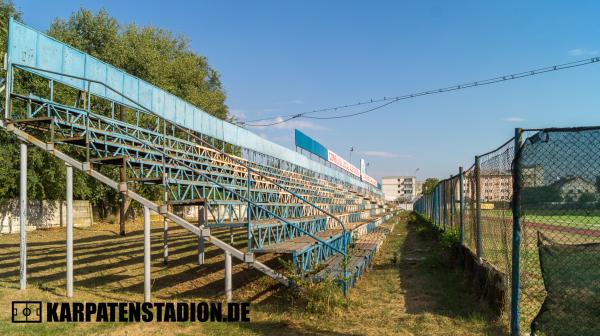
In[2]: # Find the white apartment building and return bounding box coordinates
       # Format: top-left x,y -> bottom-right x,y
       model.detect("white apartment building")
382,176 -> 417,202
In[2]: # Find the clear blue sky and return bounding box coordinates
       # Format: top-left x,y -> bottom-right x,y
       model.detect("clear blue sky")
13,0 -> 600,181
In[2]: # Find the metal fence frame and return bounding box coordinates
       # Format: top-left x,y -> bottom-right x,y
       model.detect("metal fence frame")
416,132 -> 518,332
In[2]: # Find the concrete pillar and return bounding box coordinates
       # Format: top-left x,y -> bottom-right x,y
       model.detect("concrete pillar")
19,142 -> 27,290
66,164 -> 73,297
198,205 -> 205,265
143,206 -> 151,302
225,251 -> 232,302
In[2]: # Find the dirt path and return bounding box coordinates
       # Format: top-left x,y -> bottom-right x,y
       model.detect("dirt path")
226,213 -> 507,335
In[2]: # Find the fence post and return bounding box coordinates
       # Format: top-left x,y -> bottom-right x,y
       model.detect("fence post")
428,194 -> 431,218
427,192 -> 430,218
432,188 -> 436,224
439,184 -> 442,227
449,175 -> 454,229
475,155 -> 482,259
510,128 -> 523,336
438,185 -> 441,226
442,179 -> 447,230
459,167 -> 464,253
435,186 -> 439,226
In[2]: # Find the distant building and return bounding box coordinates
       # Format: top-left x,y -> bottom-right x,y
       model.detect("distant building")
522,165 -> 544,187
415,181 -> 423,196
460,165 -> 543,202
464,170 -> 512,202
382,176 -> 416,202
551,176 -> 596,201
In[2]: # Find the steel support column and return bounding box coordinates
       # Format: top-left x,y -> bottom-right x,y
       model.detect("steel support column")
225,251 -> 232,302
119,105 -> 126,236
19,142 -> 27,290
162,121 -> 169,266
143,206 -> 151,302
163,192 -> 169,265
119,165 -> 127,236
163,214 -> 169,265
198,204 -> 206,265
246,164 -> 252,251
66,163 -> 73,297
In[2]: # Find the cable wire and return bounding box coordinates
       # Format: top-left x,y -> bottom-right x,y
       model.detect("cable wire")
239,57 -> 600,126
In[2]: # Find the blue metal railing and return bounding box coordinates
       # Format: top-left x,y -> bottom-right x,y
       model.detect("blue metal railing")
9,64 -> 353,268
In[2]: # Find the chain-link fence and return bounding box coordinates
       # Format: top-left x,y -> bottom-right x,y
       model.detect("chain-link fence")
517,128 -> 600,335
479,139 -> 514,283
414,127 -> 600,336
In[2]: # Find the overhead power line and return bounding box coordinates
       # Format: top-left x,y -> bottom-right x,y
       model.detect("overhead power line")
239,57 -> 600,127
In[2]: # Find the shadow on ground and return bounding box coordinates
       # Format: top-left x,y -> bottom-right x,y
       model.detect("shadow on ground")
237,321 -> 362,336
0,221 -> 286,301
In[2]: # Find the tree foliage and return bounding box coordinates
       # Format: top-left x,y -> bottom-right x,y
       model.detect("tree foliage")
0,4 -> 230,215
521,186 -> 562,206
48,8 -> 228,119
422,178 -> 439,195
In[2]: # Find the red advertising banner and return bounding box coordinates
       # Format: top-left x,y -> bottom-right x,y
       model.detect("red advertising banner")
327,150 -> 361,177
361,174 -> 378,187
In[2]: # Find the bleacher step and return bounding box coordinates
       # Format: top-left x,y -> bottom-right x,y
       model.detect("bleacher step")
313,215 -> 396,289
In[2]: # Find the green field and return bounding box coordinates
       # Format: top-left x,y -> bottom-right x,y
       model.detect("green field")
480,209 -> 600,230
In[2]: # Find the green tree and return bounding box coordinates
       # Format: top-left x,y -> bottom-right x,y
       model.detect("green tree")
577,192 -> 596,204
0,0 -> 21,203
48,8 -> 228,119
0,0 -> 19,56
422,178 -> 439,195
521,186 -> 561,207
0,2 -> 67,204
0,5 -> 231,217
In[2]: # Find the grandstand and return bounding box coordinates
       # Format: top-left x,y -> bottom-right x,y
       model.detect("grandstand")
1,18 -> 393,300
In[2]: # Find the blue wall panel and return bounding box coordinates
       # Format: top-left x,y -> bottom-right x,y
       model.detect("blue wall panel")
106,66 -> 124,103
295,129 -> 329,160
62,47 -> 85,90
7,18 -> 381,194
123,73 -> 139,104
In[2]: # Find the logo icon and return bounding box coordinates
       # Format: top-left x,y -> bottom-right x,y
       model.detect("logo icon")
12,301 -> 42,323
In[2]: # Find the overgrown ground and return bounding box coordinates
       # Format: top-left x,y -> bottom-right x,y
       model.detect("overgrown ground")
0,213 -> 506,335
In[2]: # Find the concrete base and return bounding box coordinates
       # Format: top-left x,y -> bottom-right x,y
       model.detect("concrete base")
0,199 -> 93,234
461,246 -> 507,314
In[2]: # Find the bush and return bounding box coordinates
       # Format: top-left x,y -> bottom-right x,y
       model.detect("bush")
440,229 -> 460,250
278,258 -> 347,314
301,279 -> 346,314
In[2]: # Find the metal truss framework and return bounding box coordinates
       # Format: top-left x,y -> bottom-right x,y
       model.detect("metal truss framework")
3,40 -> 390,300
